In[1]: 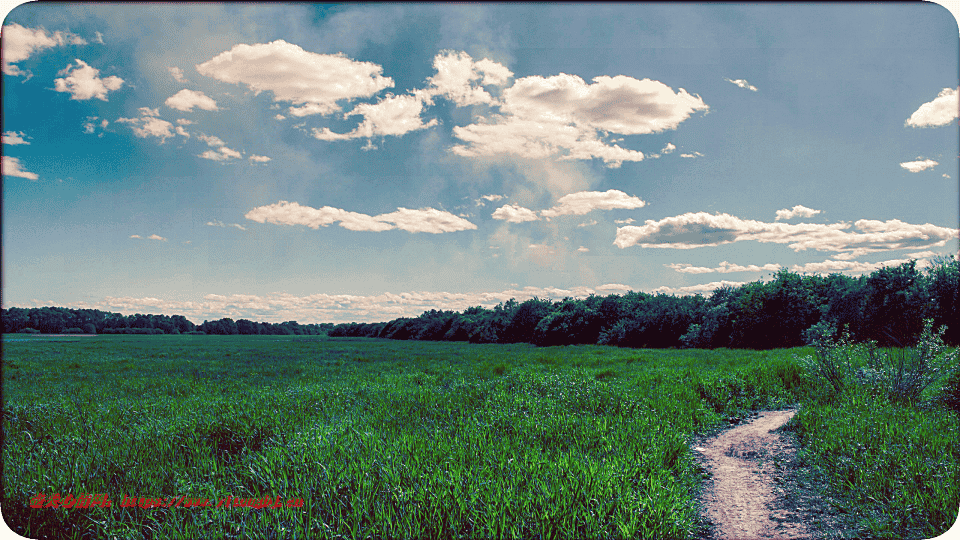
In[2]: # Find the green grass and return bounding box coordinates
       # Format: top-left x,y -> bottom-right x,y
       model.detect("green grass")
2,334 -> 957,539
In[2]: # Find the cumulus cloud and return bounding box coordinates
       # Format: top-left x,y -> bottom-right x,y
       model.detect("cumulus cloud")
541,189 -> 646,217
790,255 -> 934,276
475,194 -> 504,206
615,218 -> 635,224
775,205 -> 821,221
651,280 -> 749,296
249,155 -> 271,163
423,50 -> 513,106
116,108 -> 176,143
195,39 -> 393,117
680,151 -> 704,158
165,89 -> 218,112
2,156 -> 39,180
577,246 -> 590,252
665,261 -> 782,274
197,133 -> 226,147
168,66 -> 187,82
53,59 -> 123,101
724,78 -> 758,91
311,93 -> 437,141
245,200 -> 477,234
199,147 -> 242,161
129,235 -> 141,239
491,204 -> 540,223
148,234 -> 167,242
900,158 -> 939,173
661,142 -> 676,154
577,220 -> 598,228
905,88 -> 958,128
2,23 -> 87,78
615,211 -> 958,258
2,131 -> 30,145
451,73 -> 707,167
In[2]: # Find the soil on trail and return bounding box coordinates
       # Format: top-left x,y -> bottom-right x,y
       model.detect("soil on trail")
694,409 -> 829,540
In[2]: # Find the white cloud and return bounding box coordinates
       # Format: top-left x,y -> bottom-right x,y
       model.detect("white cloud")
475,194 -> 504,206
148,234 -> 168,242
577,220 -> 598,228
206,220 -> 247,231
249,155 -> 271,163
424,50 -> 513,106
900,158 -> 939,173
661,142 -> 676,154
491,204 -> 540,223
195,39 -> 393,117
54,59 -> 123,101
944,174 -> 951,179
197,133 -> 226,147
905,88 -> 958,128
665,261 -> 782,274
541,189 -> 646,217
451,73 -> 707,167
2,131 -> 30,145
724,78 -> 758,91
577,246 -> 590,252
2,156 -> 39,180
116,108 -> 176,143
176,118 -> 194,125
176,126 -> 190,138
651,280 -> 749,296
680,151 -> 704,158
198,147 -> 242,161
168,66 -> 186,82
615,218 -> 635,224
790,255 -> 935,276
165,89 -> 218,112
93,31 -> 104,45
775,205 -> 821,221
129,235 -> 141,239
245,200 -> 477,234
2,23 -> 87,78
274,114 -> 286,121
615,211 -> 958,258
596,283 -> 631,292
311,93 -> 437,141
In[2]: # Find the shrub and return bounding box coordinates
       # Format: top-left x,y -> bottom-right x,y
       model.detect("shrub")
798,319 -> 959,404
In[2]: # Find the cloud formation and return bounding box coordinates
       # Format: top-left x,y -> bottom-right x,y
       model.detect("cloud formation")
790,255 -> 935,275
2,131 -> 30,145
116,107 -> 177,143
491,204 -> 539,223
450,73 -> 707,167
206,220 -> 247,231
665,261 -> 782,274
905,88 -> 958,128
54,59 -> 123,101
541,189 -> 646,217
724,78 -> 758,91
196,39 -> 393,117
165,89 -> 218,112
2,156 -> 39,180
245,201 -> 477,234
614,211 -> 958,258
2,23 -> 87,77
311,93 -> 437,141
651,280 -> 749,296
423,50 -> 513,106
900,158 -> 939,173
775,205 -> 821,221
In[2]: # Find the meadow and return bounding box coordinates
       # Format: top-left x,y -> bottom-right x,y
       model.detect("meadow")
2,334 -> 957,539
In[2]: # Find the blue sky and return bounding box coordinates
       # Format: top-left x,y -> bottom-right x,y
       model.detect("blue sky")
2,3 -> 958,324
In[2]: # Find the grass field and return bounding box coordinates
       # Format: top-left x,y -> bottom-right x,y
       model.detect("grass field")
2,334 -> 957,539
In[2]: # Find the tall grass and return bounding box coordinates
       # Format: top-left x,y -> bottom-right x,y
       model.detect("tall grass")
791,321 -> 960,538
3,335 -> 806,539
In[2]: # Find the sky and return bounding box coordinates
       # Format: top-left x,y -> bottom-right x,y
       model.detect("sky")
2,3 -> 959,324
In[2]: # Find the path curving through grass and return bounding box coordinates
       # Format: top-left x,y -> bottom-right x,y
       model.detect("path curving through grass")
695,409 -> 812,539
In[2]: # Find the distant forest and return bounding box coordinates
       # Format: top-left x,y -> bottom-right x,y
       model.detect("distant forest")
3,257 -> 958,349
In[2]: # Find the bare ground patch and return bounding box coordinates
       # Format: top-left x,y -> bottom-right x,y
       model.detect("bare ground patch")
693,409 -> 852,540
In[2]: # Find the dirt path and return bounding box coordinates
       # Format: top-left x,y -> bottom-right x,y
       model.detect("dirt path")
694,409 -> 813,540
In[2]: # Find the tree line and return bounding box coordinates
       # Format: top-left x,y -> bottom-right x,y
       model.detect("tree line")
0,307 -> 333,336
3,256 -> 957,348
329,256 -> 959,348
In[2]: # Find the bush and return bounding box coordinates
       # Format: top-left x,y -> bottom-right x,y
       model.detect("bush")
61,328 -> 85,334
798,319 -> 959,404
